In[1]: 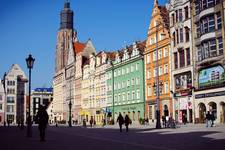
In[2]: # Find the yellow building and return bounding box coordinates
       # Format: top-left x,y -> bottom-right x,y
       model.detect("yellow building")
145,0 -> 172,121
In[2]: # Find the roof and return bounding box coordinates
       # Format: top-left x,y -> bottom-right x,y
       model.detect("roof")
73,42 -> 86,54
33,87 -> 53,93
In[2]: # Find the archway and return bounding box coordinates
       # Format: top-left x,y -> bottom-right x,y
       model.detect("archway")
208,102 -> 217,120
198,103 -> 206,123
220,102 -> 225,124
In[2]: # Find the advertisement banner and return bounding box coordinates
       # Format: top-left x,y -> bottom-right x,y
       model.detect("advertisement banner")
199,65 -> 225,88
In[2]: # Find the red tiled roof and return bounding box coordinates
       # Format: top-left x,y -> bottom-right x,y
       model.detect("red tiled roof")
74,42 -> 86,54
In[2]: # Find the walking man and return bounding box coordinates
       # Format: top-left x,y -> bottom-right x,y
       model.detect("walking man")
117,113 -> 124,132
36,105 -> 49,141
124,114 -> 130,132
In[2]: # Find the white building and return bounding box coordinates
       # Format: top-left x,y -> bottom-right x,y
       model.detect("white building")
169,0 -> 194,123
4,64 -> 27,124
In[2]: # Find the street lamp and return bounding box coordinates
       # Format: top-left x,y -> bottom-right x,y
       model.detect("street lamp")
68,75 -> 72,127
2,72 -> 7,126
155,21 -> 161,129
26,54 -> 35,137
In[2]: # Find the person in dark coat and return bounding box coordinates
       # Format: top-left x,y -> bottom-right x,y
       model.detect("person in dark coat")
36,105 -> 49,141
124,114 -> 130,132
117,113 -> 124,132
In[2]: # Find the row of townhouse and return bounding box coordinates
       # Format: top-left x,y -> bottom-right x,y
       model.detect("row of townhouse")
53,0 -> 225,125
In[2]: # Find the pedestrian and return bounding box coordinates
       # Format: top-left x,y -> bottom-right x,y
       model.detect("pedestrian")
90,116 -> 93,127
182,114 -> 187,125
36,105 -> 49,141
210,112 -> 215,127
205,111 -> 211,127
7,119 -> 10,127
117,113 -> 124,132
124,114 -> 130,132
162,116 -> 166,128
83,119 -> 86,127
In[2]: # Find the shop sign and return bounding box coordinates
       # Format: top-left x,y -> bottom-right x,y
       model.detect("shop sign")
195,91 -> 225,99
121,106 -> 137,111
175,71 -> 192,92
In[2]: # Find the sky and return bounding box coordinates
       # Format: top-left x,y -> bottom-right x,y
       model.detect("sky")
0,0 -> 167,89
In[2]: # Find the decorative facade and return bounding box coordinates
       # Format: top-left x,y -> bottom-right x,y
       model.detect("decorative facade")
169,0 -> 194,123
192,0 -> 225,123
3,64 -> 27,124
107,41 -> 146,123
145,0 -> 172,121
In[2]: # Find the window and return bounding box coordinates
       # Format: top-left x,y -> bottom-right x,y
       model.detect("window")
126,67 -> 130,74
131,65 -> 134,72
174,52 -> 178,69
122,81 -> 126,88
209,39 -> 217,57
196,22 -> 201,37
203,18 -> 208,33
132,91 -> 135,100
136,77 -> 140,85
180,28 -> 183,43
208,15 -> 215,32
114,70 -> 117,77
185,6 -> 189,20
136,90 -> 140,99
118,83 -> 121,89
195,1 -> 200,15
185,27 -> 190,42
131,78 -> 135,86
122,68 -> 125,75
148,86 -> 152,96
122,93 -> 125,101
179,49 -> 185,68
7,105 -> 14,113
150,38 -> 155,45
164,48 -> 168,57
147,54 -> 150,64
159,49 -> 162,59
7,97 -> 14,103
173,32 -> 176,46
118,94 -> 121,102
179,9 -> 183,22
164,64 -> 168,74
217,12 -> 222,30
197,46 -> 202,61
204,42 -> 210,59
0,95 -> 2,101
114,94 -> 117,102
147,70 -> 151,79
218,37 -> 223,55
203,0 -> 207,9
159,66 -> 163,76
127,92 -> 130,100
164,82 -> 169,94
114,83 -> 117,90
208,0 -> 215,7
175,10 -> 178,22
176,29 -> 179,44
153,51 -> 157,61
154,68 -> 157,77
127,80 -> 130,87
172,13 -> 175,25
0,104 -> 2,110
160,33 -> 166,40
186,48 -> 191,66
118,69 -> 121,76
136,63 -> 139,71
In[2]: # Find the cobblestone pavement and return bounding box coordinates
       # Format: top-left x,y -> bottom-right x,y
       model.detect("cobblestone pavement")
0,123 -> 224,150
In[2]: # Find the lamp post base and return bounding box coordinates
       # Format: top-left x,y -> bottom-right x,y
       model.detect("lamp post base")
26,116 -> 32,137
156,110 -> 161,129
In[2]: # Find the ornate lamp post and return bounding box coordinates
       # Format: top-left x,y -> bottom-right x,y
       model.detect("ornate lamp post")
26,54 -> 35,137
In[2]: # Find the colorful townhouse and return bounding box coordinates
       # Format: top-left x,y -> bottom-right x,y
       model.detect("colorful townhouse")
106,41 -> 146,123
145,0 -> 172,122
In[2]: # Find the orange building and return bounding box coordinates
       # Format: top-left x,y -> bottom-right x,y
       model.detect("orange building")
144,0 -> 172,121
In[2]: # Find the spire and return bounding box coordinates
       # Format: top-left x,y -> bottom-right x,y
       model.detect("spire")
154,0 -> 158,7
60,0 -> 74,29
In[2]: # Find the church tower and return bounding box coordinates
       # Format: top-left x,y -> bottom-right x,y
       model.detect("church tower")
55,1 -> 76,73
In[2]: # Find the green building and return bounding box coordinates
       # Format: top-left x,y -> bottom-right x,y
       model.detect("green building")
106,41 -> 146,123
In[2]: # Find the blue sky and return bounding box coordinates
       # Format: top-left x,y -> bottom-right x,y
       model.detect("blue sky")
0,0 -> 167,88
